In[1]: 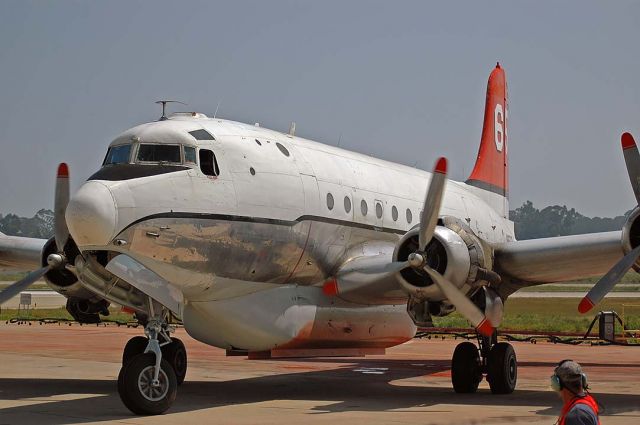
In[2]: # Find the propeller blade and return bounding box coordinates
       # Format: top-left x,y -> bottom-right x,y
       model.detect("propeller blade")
578,244 -> 640,314
422,266 -> 494,336
323,261 -> 410,296
484,287 -> 504,328
349,261 -> 410,275
54,163 -> 70,252
622,133 -> 640,204
419,157 -> 447,251
0,266 -> 51,305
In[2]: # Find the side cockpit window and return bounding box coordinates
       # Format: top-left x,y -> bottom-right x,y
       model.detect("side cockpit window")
137,144 -> 181,163
103,144 -> 132,165
184,146 -> 197,164
199,149 -> 219,176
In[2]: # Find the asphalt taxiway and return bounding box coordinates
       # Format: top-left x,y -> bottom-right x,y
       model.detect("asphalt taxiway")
0,323 -> 638,424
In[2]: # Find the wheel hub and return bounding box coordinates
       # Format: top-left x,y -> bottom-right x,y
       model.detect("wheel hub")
138,365 -> 169,401
508,356 -> 516,380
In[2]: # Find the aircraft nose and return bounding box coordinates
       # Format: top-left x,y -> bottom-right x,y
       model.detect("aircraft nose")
66,181 -> 117,247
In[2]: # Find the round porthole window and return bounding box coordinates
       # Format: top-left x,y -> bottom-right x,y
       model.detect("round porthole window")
276,142 -> 290,157
250,167 -> 256,175
392,206 -> 398,221
326,193 -> 334,210
406,208 -> 413,224
344,196 -> 352,213
376,203 -> 383,219
361,200 -> 368,216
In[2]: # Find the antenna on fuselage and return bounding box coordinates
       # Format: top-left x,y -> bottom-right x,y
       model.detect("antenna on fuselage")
155,100 -> 187,121
213,99 -> 222,119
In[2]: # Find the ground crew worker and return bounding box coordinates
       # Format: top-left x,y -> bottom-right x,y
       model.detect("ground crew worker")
550,359 -> 600,425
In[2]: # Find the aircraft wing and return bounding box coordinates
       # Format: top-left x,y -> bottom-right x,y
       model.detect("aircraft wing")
0,232 -> 47,271
492,231 -> 624,294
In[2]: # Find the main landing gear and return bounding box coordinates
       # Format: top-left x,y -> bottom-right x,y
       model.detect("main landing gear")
117,311 -> 188,415
451,332 -> 517,394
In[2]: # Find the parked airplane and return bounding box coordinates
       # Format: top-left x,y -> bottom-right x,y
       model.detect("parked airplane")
0,64 -> 635,415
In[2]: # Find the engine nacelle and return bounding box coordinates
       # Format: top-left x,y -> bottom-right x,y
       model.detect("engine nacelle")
621,206 -> 640,271
41,237 -> 108,322
392,217 -> 493,302
622,206 -> 640,251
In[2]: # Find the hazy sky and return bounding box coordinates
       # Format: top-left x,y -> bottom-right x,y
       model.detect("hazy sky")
0,1 -> 638,218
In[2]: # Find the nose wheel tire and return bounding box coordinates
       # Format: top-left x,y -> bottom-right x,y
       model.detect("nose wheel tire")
118,353 -> 177,415
451,341 -> 482,393
162,337 -> 187,385
122,336 -> 148,365
487,342 -> 517,394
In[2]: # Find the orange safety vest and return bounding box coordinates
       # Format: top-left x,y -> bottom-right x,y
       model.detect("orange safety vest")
558,394 -> 600,425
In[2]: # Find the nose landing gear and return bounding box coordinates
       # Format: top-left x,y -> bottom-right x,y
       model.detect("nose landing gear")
118,311 -> 187,415
451,332 -> 517,394
118,353 -> 177,415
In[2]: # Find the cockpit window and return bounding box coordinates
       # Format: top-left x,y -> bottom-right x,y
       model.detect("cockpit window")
103,144 -> 132,165
189,129 -> 215,140
137,144 -> 181,163
184,146 -> 197,163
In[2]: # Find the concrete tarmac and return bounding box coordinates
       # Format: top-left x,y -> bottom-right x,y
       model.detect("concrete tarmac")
0,323 -> 639,425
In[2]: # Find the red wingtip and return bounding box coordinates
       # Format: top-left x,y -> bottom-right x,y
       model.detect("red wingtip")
434,157 -> 448,174
57,163 -> 69,177
476,319 -> 494,337
322,279 -> 339,296
578,297 -> 595,314
622,132 -> 636,150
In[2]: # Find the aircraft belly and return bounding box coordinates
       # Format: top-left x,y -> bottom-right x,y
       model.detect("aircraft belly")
182,285 -> 416,351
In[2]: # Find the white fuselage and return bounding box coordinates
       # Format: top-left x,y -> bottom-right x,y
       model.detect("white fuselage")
65,114 -> 515,352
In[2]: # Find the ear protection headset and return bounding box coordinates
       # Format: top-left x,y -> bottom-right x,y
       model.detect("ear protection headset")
550,359 -> 589,393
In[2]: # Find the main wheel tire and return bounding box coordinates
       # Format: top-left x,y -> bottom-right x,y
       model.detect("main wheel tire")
122,336 -> 148,365
162,337 -> 187,385
451,341 -> 482,393
487,342 -> 517,394
117,353 -> 177,415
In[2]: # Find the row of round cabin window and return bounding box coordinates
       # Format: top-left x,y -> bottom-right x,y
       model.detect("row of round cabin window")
255,139 -> 290,157
256,139 -> 415,225
198,136 -> 414,225
326,193 -> 414,224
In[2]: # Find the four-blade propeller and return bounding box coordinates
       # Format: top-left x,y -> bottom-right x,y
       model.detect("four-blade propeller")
579,133 -> 640,313
0,163 -> 73,305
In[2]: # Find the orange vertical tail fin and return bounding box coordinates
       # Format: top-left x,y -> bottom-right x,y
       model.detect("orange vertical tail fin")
466,63 -> 508,212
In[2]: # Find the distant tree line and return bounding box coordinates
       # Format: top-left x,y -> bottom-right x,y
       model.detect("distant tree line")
509,201 -> 631,240
0,202 -> 632,241
0,209 -> 54,238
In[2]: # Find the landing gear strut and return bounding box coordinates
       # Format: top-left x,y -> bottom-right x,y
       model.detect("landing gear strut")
117,307 -> 186,415
451,332 -> 517,394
